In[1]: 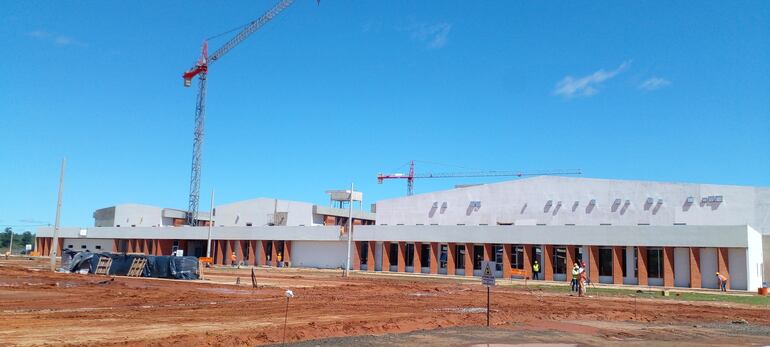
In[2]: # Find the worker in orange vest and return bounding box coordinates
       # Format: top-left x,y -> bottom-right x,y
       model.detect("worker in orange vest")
716,272 -> 728,291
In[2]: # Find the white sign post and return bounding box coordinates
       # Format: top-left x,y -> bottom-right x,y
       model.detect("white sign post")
481,261 -> 496,326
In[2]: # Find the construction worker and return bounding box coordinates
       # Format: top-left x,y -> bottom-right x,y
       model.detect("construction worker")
571,263 -> 580,292
277,252 -> 283,268
532,260 -> 540,280
578,264 -> 587,297
716,272 -> 728,292
230,252 -> 237,267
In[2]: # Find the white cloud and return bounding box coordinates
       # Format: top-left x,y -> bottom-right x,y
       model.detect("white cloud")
409,22 -> 451,49
27,29 -> 86,47
554,61 -> 630,98
638,77 -> 671,91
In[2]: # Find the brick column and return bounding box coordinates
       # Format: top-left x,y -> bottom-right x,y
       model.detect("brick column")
413,242 -> 422,273
284,241 -> 291,264
258,240 -> 268,266
465,243 -> 474,277
429,242 -> 439,274
270,241 -> 278,266
447,243 -> 456,275
717,247 -> 729,290
367,241 -> 375,272
382,241 -> 391,272
142,239 -> 149,255
663,247 -> 674,287
543,245 -> 553,281
565,246 -> 576,282
588,246 -> 599,284
352,241 -> 361,270
248,240 -> 258,265
612,246 -> 623,285
235,241 -> 244,265
215,240 -> 224,265
224,240 -> 233,265
483,243 -> 493,261
127,239 -> 135,253
502,244 -> 512,279
637,246 -> 648,286
112,239 -> 119,254
523,245 -> 533,279
689,247 -> 701,288
397,242 -> 406,273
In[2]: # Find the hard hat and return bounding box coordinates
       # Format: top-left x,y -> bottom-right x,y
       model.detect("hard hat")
715,272 -> 720,275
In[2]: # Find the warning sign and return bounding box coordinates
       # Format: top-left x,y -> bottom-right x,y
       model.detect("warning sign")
481,261 -> 496,287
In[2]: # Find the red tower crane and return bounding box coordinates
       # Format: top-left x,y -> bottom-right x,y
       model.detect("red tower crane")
377,160 -> 582,196
181,0 -> 298,225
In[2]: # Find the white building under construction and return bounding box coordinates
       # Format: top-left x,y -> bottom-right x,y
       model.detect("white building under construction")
37,176 -> 770,291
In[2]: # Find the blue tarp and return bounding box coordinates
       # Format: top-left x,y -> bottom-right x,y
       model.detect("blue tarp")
63,250 -> 199,280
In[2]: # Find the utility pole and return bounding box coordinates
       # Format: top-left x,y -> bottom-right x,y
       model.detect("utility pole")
343,183 -> 354,277
206,189 -> 215,258
50,158 -> 66,272
8,231 -> 13,255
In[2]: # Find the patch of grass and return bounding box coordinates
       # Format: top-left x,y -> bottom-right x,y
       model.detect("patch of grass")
524,283 -> 770,306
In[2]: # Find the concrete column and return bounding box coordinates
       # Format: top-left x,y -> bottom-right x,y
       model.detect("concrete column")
397,241 -> 406,273
523,245 -> 533,279
543,244 -> 553,281
689,247 -> 701,289
717,247 -> 729,290
352,241 -> 361,271
483,243 -> 493,261
248,240 -> 258,265
637,246 -> 648,286
258,240 -> 268,266
663,247 -> 674,287
429,242 -> 439,274
270,240 -> 278,266
566,246 -> 576,282
235,240 -> 244,265
382,241 -> 391,272
464,243 -> 474,277
612,246 -> 623,285
447,243 -> 456,276
413,242 -> 422,273
588,246 -> 599,284
502,244 -> 512,279
367,241 -> 376,272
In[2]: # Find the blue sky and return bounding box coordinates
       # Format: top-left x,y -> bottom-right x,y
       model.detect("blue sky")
1,1 -> 768,229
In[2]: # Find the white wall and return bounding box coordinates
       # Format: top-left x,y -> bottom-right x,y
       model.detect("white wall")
376,177 -> 769,235
747,228 -> 765,291
62,238 -> 114,252
215,198 -> 316,227
728,248 -> 747,290
674,248 -> 690,288
290,241 -> 348,269
700,248 -> 718,289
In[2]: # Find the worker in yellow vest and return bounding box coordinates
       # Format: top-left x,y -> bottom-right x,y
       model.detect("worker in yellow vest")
532,260 -> 540,280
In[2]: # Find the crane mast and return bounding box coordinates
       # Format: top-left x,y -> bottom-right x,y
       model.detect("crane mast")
377,160 -> 583,196
182,0 -> 296,225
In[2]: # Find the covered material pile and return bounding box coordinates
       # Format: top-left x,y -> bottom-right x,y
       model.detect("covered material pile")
62,250 -> 199,280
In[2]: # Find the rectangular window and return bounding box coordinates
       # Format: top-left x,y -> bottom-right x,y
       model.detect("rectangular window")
473,245 -> 484,270
456,245 -> 465,269
95,245 -> 102,250
68,245 -> 73,249
265,242 -> 273,261
81,245 -> 87,249
439,244 -> 448,269
246,222 -> 253,226
420,244 -> 430,267
494,245 -> 503,271
405,244 -> 414,267
553,247 -> 567,275
598,247 -> 613,276
389,243 -> 398,265
647,248 -> 663,278
360,242 -> 368,264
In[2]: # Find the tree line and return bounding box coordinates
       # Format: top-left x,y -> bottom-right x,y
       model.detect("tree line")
2,227 -> 35,252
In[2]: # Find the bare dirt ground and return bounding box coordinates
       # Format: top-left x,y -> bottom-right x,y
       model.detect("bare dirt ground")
1,257 -> 769,346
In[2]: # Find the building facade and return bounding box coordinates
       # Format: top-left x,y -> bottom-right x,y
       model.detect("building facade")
37,177 -> 769,291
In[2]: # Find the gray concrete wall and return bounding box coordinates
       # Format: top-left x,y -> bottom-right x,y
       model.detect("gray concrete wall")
214,198 -> 317,227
